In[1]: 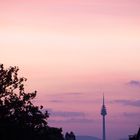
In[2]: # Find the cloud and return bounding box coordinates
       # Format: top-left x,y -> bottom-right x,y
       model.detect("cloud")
48,92 -> 83,97
49,110 -> 85,117
47,92 -> 84,103
112,99 -> 140,107
66,92 -> 84,96
119,138 -> 128,140
123,112 -> 140,117
49,100 -> 64,103
48,118 -> 94,124
47,109 -> 95,124
47,92 -> 97,104
127,80 -> 140,87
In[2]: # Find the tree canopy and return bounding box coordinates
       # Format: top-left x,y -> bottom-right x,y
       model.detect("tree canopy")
0,64 -> 64,140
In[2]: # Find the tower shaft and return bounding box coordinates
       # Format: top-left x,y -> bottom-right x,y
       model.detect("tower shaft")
102,116 -> 106,140
101,95 -> 107,140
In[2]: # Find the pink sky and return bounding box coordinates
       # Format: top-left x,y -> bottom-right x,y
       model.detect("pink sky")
0,0 -> 140,140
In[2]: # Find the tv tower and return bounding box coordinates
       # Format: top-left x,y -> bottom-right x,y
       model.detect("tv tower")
101,94 -> 107,140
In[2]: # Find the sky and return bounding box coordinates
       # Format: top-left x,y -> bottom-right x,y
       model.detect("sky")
0,0 -> 140,140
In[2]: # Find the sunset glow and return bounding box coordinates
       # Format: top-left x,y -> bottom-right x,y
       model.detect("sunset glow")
0,0 -> 140,140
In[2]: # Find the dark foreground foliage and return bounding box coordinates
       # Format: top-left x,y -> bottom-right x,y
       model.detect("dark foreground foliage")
0,64 -> 64,140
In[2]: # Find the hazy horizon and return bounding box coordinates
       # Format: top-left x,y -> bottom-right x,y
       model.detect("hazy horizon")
0,0 -> 140,140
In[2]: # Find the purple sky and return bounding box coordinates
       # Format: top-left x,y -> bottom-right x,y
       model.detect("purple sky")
0,0 -> 140,140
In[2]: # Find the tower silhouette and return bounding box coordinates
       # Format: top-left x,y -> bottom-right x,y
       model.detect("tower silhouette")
101,94 -> 107,140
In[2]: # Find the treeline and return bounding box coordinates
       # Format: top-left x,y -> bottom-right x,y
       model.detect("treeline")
0,64 -> 64,140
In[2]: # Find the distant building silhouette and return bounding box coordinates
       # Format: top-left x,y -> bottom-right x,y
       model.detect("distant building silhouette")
129,127 -> 140,140
101,94 -> 107,140
65,132 -> 76,140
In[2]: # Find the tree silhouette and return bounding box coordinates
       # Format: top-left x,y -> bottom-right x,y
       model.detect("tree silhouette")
0,64 -> 64,140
